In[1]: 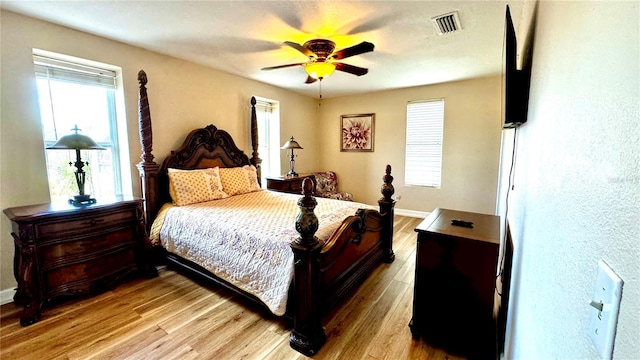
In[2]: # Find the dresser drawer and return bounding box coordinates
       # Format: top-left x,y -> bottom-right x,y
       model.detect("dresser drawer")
266,174 -> 315,194
287,181 -> 304,193
34,207 -> 138,241
39,228 -> 137,269
44,248 -> 137,293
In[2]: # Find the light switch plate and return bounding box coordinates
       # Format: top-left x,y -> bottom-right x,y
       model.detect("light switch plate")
588,260 -> 623,360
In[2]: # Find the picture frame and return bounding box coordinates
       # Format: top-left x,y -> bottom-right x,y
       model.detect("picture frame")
340,113 -> 375,152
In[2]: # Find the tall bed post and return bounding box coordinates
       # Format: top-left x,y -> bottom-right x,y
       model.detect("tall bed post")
378,164 -> 396,263
290,178 -> 326,356
135,70 -> 160,228
249,97 -> 262,184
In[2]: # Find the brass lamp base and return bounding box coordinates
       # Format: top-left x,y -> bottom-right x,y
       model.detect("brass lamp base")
69,194 -> 97,206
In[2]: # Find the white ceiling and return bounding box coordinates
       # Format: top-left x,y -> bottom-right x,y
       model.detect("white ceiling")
1,0 -> 531,99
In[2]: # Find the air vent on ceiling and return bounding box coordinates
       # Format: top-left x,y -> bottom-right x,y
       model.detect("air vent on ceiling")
432,11 -> 462,35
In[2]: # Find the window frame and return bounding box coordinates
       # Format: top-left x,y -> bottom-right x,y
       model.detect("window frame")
33,50 -> 131,201
253,97 -> 281,186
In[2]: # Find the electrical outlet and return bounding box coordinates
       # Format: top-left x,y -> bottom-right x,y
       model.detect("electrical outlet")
588,260 -> 623,360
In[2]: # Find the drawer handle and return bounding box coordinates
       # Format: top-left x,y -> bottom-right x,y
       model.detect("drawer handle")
81,218 -> 105,227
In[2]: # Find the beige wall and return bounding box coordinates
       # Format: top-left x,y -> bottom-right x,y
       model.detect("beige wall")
318,77 -> 503,213
0,10 -> 318,292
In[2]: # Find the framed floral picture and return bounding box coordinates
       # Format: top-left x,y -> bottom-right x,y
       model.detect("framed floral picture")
341,113 -> 375,152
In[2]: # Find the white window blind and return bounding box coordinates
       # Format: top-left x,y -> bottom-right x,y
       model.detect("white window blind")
405,99 -> 445,187
34,55 -> 117,89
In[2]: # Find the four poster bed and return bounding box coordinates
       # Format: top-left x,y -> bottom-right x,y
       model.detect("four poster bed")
134,70 -> 396,355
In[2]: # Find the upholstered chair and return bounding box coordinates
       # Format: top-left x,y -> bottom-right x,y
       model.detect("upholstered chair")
312,171 -> 353,201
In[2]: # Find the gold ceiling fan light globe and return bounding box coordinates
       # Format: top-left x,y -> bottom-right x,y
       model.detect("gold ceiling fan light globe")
304,61 -> 336,80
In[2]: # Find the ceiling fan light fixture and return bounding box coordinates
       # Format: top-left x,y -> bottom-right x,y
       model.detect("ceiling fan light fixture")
304,62 -> 336,80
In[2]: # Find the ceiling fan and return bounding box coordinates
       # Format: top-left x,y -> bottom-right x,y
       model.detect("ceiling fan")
261,39 -> 374,84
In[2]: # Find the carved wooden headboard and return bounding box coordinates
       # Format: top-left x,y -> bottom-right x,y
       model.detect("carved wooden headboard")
156,124 -> 254,207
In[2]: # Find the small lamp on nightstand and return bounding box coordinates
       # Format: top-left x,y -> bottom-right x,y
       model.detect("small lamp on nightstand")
47,125 -> 105,206
281,136 -> 303,177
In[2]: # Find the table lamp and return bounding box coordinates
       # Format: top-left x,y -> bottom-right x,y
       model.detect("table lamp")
281,136 -> 303,177
47,126 -> 105,205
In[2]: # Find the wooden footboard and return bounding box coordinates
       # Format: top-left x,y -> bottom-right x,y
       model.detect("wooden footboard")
320,209 -> 386,309
290,167 -> 395,355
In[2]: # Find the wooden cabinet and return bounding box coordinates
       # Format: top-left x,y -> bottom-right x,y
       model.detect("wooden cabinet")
266,174 -> 315,195
410,208 -> 500,359
4,196 -> 157,326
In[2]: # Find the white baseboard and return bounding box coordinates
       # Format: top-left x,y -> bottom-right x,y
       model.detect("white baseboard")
1,287 -> 16,305
395,208 -> 430,219
364,204 -> 429,219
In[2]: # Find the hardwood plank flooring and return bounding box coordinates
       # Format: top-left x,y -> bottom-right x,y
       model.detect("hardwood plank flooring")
0,216 -> 466,359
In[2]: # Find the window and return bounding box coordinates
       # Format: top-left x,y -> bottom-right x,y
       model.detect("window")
33,52 -> 128,202
405,99 -> 445,187
254,97 -> 281,186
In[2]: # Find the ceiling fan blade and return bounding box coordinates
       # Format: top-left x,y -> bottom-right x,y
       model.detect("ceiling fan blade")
305,75 -> 317,84
331,41 -> 374,60
261,63 -> 305,70
284,41 -> 315,58
335,62 -> 369,76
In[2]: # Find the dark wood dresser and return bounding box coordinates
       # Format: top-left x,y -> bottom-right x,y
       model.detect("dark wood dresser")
4,195 -> 157,326
266,174 -> 315,195
410,207 -> 500,359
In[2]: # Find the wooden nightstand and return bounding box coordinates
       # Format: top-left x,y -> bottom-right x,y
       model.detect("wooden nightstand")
409,208 -> 500,359
266,174 -> 316,195
4,195 -> 158,326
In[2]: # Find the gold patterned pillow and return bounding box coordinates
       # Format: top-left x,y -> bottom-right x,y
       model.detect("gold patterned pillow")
168,169 -> 214,206
168,168 -> 228,205
219,167 -> 250,196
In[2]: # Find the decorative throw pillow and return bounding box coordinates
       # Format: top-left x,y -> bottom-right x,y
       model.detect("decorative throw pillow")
219,167 -> 250,196
205,167 -> 228,199
168,168 -> 228,205
243,165 -> 261,192
167,169 -> 214,206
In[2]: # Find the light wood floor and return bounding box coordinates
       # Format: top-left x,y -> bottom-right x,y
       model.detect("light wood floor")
0,216 -> 465,359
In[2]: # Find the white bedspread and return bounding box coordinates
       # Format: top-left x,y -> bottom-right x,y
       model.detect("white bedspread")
156,190 -> 374,315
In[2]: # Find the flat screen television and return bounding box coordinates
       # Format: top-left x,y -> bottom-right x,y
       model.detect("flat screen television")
503,5 -> 531,129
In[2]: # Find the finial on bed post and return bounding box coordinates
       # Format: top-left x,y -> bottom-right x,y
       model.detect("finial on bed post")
290,178 -> 326,355
136,70 -> 160,228
137,70 -> 154,163
250,97 -> 262,185
378,164 -> 396,263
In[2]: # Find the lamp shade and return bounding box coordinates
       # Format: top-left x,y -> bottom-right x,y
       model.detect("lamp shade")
281,136 -> 303,150
47,133 -> 105,150
45,127 -> 105,206
304,62 -> 336,80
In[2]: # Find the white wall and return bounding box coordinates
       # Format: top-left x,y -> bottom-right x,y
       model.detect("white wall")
504,2 -> 639,359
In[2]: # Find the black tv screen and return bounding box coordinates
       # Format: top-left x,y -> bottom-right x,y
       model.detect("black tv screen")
503,5 -> 530,129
